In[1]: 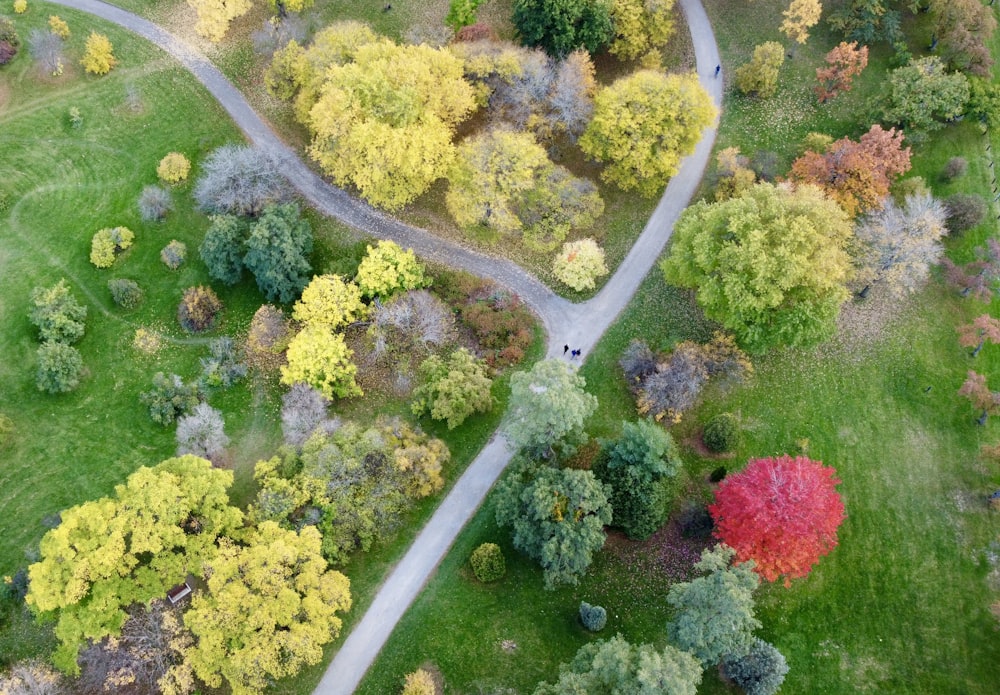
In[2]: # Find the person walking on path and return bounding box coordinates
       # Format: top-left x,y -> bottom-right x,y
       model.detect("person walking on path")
563,344 -> 569,355
715,64 -> 721,77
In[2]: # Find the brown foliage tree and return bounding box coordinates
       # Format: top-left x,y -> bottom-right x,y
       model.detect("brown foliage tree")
957,315 -> 1000,358
815,41 -> 868,103
788,124 -> 911,217
958,370 -> 1000,425
931,0 -> 997,78
941,239 -> 1000,302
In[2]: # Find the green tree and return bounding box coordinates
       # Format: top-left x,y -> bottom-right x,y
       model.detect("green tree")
666,544 -> 761,666
828,0 -> 903,49
580,70 -> 716,197
661,183 -> 853,353
734,41 -> 784,98
720,638 -> 789,695
280,324 -> 362,400
292,274 -> 367,331
26,457 -> 243,673
242,203 -> 313,303
504,359 -> 598,459
28,279 -> 87,344
35,342 -> 83,394
880,56 -> 969,144
355,240 -> 428,299
446,0 -> 485,32
533,635 -> 702,695
512,0 -> 614,58
183,522 -> 351,695
592,420 -> 681,540
495,459 -> 612,589
608,0 -> 676,62
411,348 -> 493,429
199,215 -> 248,286
306,38 -> 478,210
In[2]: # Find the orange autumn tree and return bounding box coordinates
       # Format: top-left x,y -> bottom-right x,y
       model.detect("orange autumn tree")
788,124 -> 911,217
815,41 -> 868,103
709,455 -> 845,587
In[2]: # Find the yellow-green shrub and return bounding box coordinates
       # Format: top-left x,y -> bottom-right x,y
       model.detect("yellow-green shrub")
89,227 -> 134,268
157,152 -> 191,184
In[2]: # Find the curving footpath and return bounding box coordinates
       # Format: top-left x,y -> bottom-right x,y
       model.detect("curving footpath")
46,0 -> 721,691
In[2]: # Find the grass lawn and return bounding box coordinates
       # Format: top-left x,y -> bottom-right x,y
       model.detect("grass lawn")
0,3 -> 543,684
358,2 -> 1000,694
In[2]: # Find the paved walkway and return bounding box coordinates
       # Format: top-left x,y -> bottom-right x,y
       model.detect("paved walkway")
47,0 -> 721,691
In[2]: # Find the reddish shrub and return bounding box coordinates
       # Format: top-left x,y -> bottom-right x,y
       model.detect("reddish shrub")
455,22 -> 496,42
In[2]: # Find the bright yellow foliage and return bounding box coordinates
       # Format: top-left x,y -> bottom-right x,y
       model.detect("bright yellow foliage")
48,15 -> 70,38
183,522 -> 351,695
80,32 -> 116,75
401,668 -> 437,695
280,324 -> 362,399
780,0 -> 822,45
12,0 -> 25,14
355,240 -> 428,299
580,70 -> 716,197
157,152 -> 191,183
306,39 -> 477,210
609,0 -> 676,61
187,0 -> 252,42
90,226 -> 134,268
552,238 -> 609,291
292,274 -> 367,330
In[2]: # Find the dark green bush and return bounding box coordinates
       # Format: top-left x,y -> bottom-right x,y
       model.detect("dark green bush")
470,542 -> 506,583
36,342 -> 83,393
678,503 -> 714,539
579,601 -> 607,632
710,466 -> 728,483
107,278 -> 143,309
944,193 -> 987,234
704,412 -> 739,453
721,638 -> 789,695
140,372 -> 203,426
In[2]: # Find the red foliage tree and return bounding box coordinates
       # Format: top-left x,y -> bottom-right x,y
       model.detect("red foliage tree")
709,455 -> 845,587
958,370 -> 1000,425
815,41 -> 868,103
788,124 -> 911,217
957,315 -> 1000,357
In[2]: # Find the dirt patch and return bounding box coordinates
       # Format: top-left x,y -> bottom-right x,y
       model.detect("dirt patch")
0,80 -> 10,114
682,432 -> 735,461
604,518 -> 713,590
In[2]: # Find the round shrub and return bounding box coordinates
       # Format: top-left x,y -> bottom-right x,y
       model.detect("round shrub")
36,342 -> 83,394
157,152 -> 190,183
721,638 -> 789,695
469,542 -> 505,583
941,156 -> 968,182
140,372 -> 202,426
579,601 -> 607,632
13,0 -> 27,14
107,278 -> 143,309
178,285 -> 223,332
89,226 -> 134,268
160,240 -> 187,270
553,238 -> 609,291
709,466 -> 728,483
703,412 -> 739,453
0,17 -> 19,65
945,193 -> 987,234
401,668 -> 436,695
138,184 -> 172,221
29,279 -> 87,344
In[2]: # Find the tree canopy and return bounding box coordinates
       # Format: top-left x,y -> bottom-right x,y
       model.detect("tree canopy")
709,455 -> 846,586
661,182 -> 853,353
495,459 -> 612,589
880,57 -> 970,144
411,348 -> 493,429
512,0 -> 614,58
580,70 -> 716,197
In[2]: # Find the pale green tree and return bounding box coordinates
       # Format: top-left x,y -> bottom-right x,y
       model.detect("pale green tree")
666,544 -> 761,666
734,41 -> 784,97
292,274 -> 367,330
580,70 -> 716,197
28,279 -> 87,344
411,348 -> 493,429
495,459 -> 612,589
504,359 -> 598,459
355,240 -> 428,299
183,522 -> 352,695
533,634 -> 702,695
661,182 -> 853,353
280,324 -> 362,399
26,457 -> 243,673
306,39 -> 478,210
552,238 -> 608,291
880,56 -> 969,144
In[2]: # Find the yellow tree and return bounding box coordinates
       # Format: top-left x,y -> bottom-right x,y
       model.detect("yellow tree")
187,0 -> 252,43
580,70 -> 716,197
25,457 -> 243,673
355,240 -> 428,299
80,32 -> 116,75
734,41 -> 784,97
280,324 -> 362,399
780,0 -> 822,46
183,522 -> 352,695
292,274 -> 367,331
306,39 -> 477,210
609,0 -> 676,62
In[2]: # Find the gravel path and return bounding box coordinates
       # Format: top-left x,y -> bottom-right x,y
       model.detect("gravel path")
44,0 -> 721,691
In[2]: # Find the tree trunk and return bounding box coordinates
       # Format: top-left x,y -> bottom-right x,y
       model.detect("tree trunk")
977,410 -> 989,426
857,284 -> 871,300
972,338 -> 984,358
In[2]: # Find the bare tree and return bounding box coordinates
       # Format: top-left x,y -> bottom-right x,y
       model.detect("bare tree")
548,49 -> 596,139
281,382 -> 333,448
619,339 -> 657,386
637,342 -> 709,424
27,29 -> 64,76
137,184 -> 173,221
369,290 -> 454,359
175,402 -> 229,460
193,144 -> 291,217
0,661 -> 66,695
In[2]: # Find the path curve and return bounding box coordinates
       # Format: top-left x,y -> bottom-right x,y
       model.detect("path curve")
45,0 -> 721,691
